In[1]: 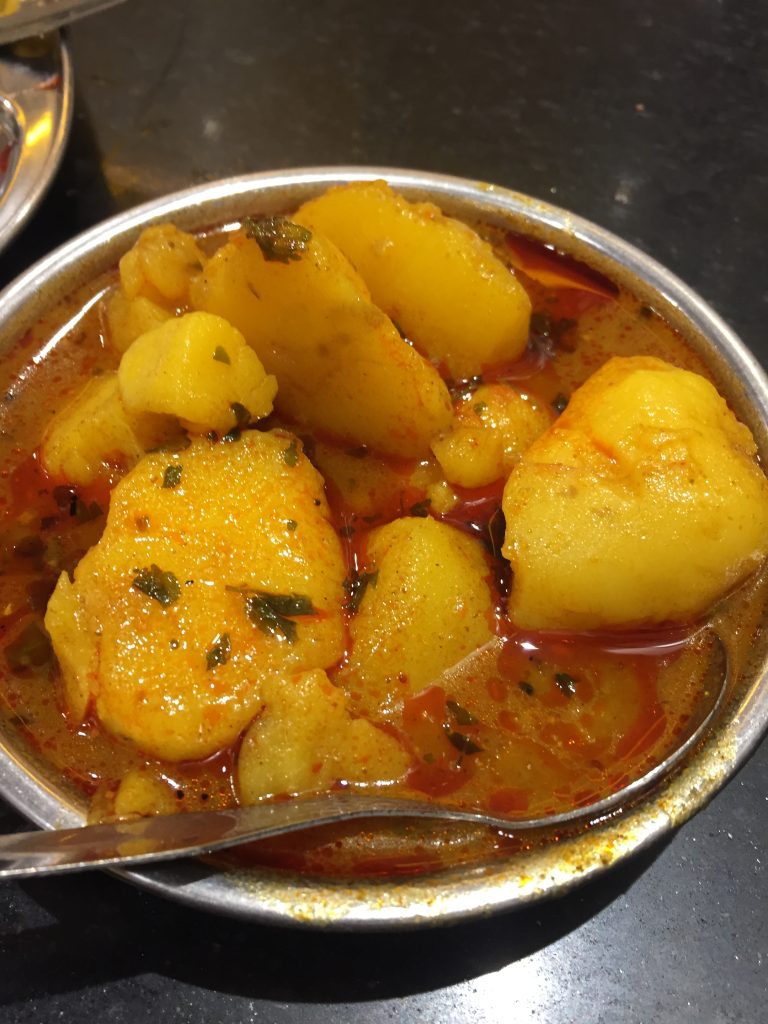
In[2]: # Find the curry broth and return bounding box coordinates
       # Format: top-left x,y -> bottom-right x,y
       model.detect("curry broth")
0,222 -> 758,876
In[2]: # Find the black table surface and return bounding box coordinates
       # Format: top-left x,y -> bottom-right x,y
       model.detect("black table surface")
1,2 -> 766,1021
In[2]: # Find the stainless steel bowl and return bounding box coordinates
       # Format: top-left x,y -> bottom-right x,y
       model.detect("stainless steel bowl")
1,167 -> 767,928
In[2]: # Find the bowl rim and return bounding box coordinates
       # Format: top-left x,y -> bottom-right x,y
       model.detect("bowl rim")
1,165 -> 767,929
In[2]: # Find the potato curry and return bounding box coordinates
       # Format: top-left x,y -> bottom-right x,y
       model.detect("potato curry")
1,181 -> 767,838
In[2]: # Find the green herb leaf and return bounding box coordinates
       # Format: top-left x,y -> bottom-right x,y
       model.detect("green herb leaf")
552,393 -> 569,414
555,672 -> 577,697
473,401 -> 488,415
243,215 -> 312,263
228,587 -> 316,644
162,464 -> 183,489
132,565 -> 180,606
286,519 -> 298,531
206,632 -> 231,670
282,440 -> 299,467
230,402 -> 251,427
446,699 -> 477,726
444,729 -> 483,755
409,498 -> 431,518
213,346 -> 231,364
343,569 -> 378,614
518,680 -> 534,696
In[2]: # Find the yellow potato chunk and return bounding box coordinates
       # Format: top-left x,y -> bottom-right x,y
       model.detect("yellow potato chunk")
44,429 -> 346,761
295,180 -> 532,379
190,221 -> 452,457
112,768 -> 179,819
312,442 -> 410,519
431,383 -> 554,488
40,373 -> 181,485
237,669 -> 410,802
105,291 -> 173,354
338,517 -> 494,718
118,311 -> 277,434
119,224 -> 205,308
502,356 -> 768,630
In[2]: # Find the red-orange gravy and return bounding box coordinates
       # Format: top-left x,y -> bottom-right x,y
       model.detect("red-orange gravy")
0,229 -> 756,877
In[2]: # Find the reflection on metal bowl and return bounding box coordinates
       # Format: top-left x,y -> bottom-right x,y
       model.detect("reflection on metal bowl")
0,32 -> 72,252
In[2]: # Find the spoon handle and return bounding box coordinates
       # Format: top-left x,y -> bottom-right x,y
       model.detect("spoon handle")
0,795 -> 509,880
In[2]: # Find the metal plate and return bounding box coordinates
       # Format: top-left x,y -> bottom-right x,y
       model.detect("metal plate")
0,30 -> 72,252
0,167 -> 767,929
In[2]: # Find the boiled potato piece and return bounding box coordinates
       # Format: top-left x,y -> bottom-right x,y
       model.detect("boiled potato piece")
295,180 -> 532,378
190,218 -> 452,457
119,224 -> 205,308
105,291 -> 173,354
45,429 -> 346,761
337,517 -> 494,718
118,311 -> 277,434
112,768 -> 179,819
431,383 -> 553,488
237,669 -> 410,802
503,356 -> 768,630
40,373 -> 181,485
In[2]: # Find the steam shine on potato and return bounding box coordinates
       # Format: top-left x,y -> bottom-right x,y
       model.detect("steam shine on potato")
45,430 -> 346,761
503,356 -> 768,630
295,180 -> 532,378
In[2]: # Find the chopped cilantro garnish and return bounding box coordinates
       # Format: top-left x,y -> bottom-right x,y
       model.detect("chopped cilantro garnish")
409,499 -> 431,518
132,565 -> 180,606
206,632 -> 231,670
282,440 -> 299,467
552,393 -> 569,414
555,672 -> 577,697
446,699 -> 477,726
230,402 -> 250,427
473,401 -> 488,415
343,569 -> 378,615
518,680 -> 534,696
286,519 -> 298,531
162,464 -> 183,489
213,346 -> 231,364
227,586 -> 316,644
444,729 -> 483,755
243,215 -> 312,263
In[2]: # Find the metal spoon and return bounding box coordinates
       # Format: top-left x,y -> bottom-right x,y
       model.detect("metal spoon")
0,631 -> 728,880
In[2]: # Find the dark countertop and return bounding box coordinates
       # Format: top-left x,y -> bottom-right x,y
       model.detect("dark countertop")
1,1 -> 766,1020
